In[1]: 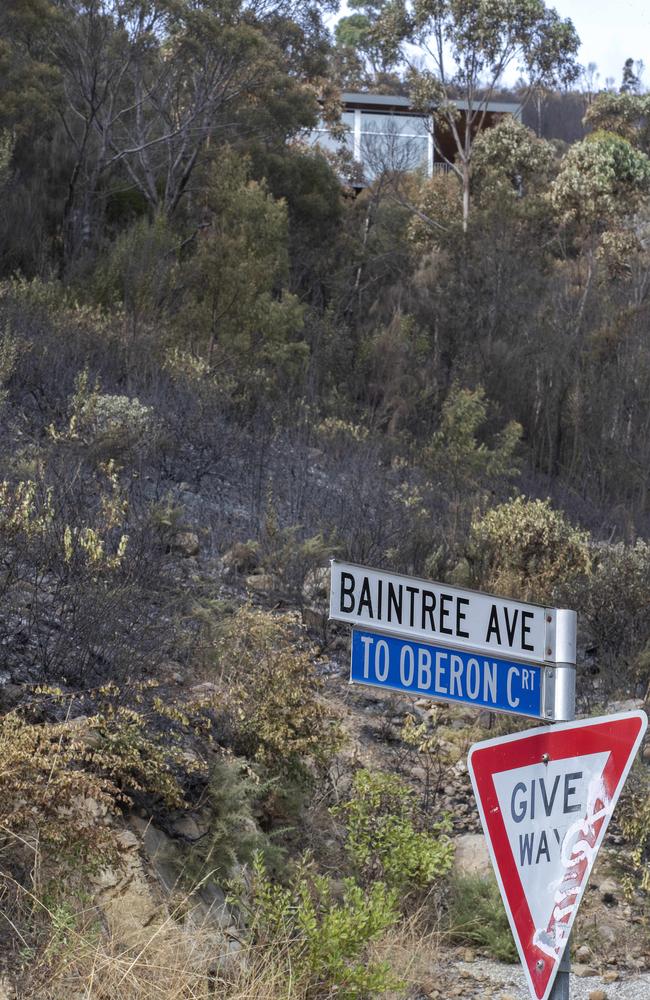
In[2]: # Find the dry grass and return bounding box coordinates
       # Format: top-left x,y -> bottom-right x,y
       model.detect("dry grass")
3,894 -> 439,1000
28,926 -> 311,1000
0,826 -> 438,1000
367,902 -> 443,999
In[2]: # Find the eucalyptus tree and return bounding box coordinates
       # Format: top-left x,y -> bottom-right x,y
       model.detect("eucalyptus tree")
372,0 -> 580,226
3,0 -> 332,267
584,92 -> 650,154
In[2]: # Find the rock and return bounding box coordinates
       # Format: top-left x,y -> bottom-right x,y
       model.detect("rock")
453,833 -> 491,878
608,698 -> 644,714
602,972 -> 618,983
171,814 -> 205,841
588,991 -> 607,1000
72,795 -> 108,821
595,923 -> 618,946
245,573 -> 275,594
576,945 -> 592,961
572,963 -> 597,977
194,882 -> 235,931
191,681 -> 218,696
65,714 -> 89,729
91,866 -> 122,890
100,875 -> 162,940
170,530 -> 200,557
131,819 -> 181,893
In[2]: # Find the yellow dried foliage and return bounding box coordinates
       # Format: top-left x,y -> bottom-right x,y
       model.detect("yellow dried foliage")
215,605 -> 343,775
0,713 -> 119,867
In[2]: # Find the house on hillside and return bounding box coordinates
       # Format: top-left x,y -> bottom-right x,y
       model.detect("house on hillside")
306,91 -> 522,188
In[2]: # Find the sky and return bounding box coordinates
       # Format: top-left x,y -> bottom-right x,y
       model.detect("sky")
560,0 -> 650,86
330,1 -> 650,89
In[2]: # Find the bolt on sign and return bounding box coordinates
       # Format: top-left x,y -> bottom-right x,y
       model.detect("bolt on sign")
329,560 -> 577,721
467,711 -> 648,1000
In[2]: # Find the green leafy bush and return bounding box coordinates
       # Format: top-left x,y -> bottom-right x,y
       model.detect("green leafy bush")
470,496 -> 590,602
447,873 -> 518,962
616,762 -> 650,899
257,495 -> 335,601
423,385 -> 521,499
65,369 -> 154,456
421,384 -> 522,555
564,540 -> 650,691
91,212 -> 177,330
236,852 -> 401,999
334,769 -> 453,893
186,756 -> 267,883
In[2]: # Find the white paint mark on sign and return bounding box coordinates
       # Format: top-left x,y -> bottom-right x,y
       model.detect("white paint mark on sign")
492,752 -> 610,941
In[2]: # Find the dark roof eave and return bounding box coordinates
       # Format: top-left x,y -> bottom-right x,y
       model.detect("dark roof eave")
339,91 -> 521,116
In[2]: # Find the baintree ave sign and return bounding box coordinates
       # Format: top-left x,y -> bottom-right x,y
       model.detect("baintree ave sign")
330,560 -> 577,720
468,711 -> 648,1000
329,560 -> 576,664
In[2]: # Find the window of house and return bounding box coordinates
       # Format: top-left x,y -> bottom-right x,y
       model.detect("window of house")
305,105 -> 433,182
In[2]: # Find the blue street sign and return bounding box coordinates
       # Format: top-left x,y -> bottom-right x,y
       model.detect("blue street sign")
351,628 -> 544,719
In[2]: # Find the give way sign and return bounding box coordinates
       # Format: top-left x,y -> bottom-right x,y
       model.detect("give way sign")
467,710 -> 648,1000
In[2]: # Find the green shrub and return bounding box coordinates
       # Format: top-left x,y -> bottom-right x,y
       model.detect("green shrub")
235,852 -> 401,999
65,369 -> 154,456
564,540 -> 650,691
420,384 -> 522,557
424,385 -> 521,495
26,680 -> 208,814
186,756 -> 267,883
88,704 -> 188,810
447,873 -> 518,962
257,494 -> 335,602
91,212 -> 177,329
616,762 -> 650,899
334,769 -> 453,893
469,496 -> 591,602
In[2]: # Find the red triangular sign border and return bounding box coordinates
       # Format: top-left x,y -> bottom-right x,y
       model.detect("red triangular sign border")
467,710 -> 648,1000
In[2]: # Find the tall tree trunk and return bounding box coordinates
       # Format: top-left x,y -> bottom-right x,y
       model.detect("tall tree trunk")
462,161 -> 470,231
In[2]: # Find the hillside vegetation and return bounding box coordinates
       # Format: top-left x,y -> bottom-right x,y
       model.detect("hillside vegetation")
0,1 -> 650,997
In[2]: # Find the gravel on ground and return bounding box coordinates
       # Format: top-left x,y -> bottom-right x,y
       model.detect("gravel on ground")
453,957 -> 650,999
